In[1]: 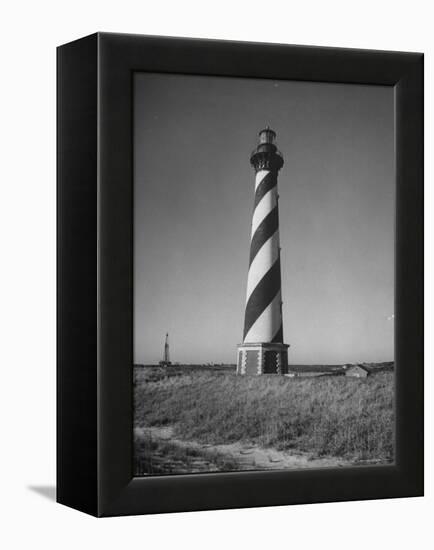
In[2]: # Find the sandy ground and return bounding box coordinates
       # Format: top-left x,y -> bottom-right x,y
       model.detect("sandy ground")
135,425 -> 353,472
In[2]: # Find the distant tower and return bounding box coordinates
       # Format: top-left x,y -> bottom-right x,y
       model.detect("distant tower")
159,333 -> 172,367
237,128 -> 289,375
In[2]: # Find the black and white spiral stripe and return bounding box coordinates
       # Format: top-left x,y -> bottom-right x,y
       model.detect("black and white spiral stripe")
243,169 -> 284,343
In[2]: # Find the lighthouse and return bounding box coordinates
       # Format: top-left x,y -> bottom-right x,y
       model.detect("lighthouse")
237,128 -> 289,375
159,333 -> 172,367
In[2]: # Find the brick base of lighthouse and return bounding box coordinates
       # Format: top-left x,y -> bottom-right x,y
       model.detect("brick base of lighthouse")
237,343 -> 289,375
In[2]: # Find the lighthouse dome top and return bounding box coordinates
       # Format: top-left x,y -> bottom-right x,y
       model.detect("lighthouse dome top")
258,126 -> 276,145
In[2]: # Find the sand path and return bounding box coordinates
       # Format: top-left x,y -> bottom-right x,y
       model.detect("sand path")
135,425 -> 353,471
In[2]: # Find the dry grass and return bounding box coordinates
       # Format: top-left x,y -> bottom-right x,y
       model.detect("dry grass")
134,370 -> 394,463
135,435 -> 239,475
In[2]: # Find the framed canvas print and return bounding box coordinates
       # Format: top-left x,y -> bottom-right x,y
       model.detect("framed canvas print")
57,33 -> 423,516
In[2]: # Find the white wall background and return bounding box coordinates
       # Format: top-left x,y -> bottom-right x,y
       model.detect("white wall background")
0,1 -> 431,548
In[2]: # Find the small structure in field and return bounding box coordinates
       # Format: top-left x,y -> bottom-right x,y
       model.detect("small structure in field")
345,364 -> 370,378
159,333 -> 172,367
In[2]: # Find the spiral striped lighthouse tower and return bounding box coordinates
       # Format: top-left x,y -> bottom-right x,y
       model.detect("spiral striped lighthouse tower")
237,127 -> 289,375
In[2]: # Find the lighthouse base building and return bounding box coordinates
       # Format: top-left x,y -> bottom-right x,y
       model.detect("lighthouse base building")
237,342 -> 289,375
237,127 -> 289,375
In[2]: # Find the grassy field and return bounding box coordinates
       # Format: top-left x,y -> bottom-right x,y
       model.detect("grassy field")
134,368 -> 394,473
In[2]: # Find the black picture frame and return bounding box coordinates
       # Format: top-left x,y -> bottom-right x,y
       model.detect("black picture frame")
57,32 -> 424,517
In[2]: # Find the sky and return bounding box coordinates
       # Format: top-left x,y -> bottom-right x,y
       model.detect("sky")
134,72 -> 395,365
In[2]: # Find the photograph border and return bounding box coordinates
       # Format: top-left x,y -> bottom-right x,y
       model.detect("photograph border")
57,32 -> 423,517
